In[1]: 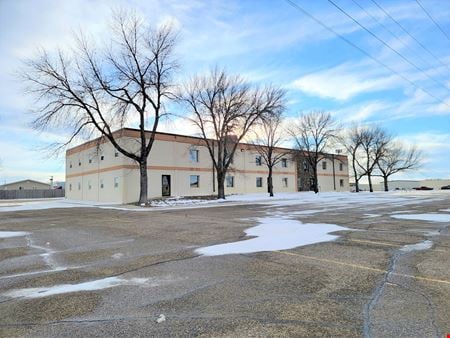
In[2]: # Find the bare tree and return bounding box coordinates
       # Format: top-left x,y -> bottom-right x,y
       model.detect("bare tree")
251,112 -> 290,197
22,12 -> 178,204
376,143 -> 421,191
355,126 -> 391,192
289,111 -> 337,193
179,69 -> 285,199
340,125 -> 364,192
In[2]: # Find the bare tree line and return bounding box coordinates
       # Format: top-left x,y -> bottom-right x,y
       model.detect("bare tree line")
22,11 -> 422,203
341,125 -> 421,192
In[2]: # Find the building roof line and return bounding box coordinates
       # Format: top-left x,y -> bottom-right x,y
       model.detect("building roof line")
66,127 -> 347,160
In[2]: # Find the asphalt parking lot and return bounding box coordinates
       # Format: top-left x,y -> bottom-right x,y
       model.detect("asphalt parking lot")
0,192 -> 449,337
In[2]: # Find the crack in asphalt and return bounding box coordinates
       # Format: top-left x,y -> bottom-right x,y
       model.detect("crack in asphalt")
362,242 -> 440,338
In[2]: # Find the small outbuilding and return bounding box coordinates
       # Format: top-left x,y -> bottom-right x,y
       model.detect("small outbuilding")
0,179 -> 51,191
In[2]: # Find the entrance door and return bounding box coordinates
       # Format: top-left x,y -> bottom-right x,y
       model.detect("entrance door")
162,175 -> 171,197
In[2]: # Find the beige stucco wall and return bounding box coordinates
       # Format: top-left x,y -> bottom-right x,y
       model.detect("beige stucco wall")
66,131 -> 349,203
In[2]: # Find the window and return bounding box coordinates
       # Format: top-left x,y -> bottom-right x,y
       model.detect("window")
322,161 -> 327,170
190,175 -> 200,188
282,177 -> 288,187
281,158 -> 287,168
69,184 -> 72,191
340,179 -> 344,187
100,179 -> 104,189
303,160 -> 308,171
114,151 -> 119,158
100,155 -> 104,161
255,155 -> 262,166
189,149 -> 199,163
114,177 -> 119,188
88,180 -> 92,190
226,176 -> 234,188
69,162 -> 72,168
78,161 -> 81,166
256,177 -> 263,187
78,182 -> 81,190
339,163 -> 344,171
89,158 -> 92,164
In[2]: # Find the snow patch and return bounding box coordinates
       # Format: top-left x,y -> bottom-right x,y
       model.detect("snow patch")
4,276 -> 151,299
196,217 -> 350,256
364,214 -> 380,218
0,231 -> 30,238
391,213 -> 450,222
400,240 -> 433,252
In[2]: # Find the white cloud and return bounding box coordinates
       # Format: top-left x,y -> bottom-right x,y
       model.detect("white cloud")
291,61 -> 400,101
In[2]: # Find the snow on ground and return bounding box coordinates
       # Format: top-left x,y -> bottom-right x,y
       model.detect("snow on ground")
391,213 -> 450,223
0,190 -> 447,212
0,198 -> 112,212
0,231 -> 30,238
400,240 -> 433,252
196,217 -> 350,256
3,276 -> 152,299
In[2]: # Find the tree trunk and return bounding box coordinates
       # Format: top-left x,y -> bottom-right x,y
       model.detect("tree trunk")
138,159 -> 148,205
368,173 -> 373,192
314,167 -> 319,194
217,171 -> 226,199
268,167 -> 274,197
355,179 -> 360,192
383,176 -> 389,192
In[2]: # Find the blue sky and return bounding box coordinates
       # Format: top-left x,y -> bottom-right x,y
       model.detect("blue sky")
0,0 -> 449,184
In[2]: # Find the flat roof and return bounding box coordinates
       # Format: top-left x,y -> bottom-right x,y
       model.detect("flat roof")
66,127 -> 348,160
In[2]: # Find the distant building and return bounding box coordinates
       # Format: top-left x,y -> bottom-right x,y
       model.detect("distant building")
65,128 -> 350,203
0,179 -> 51,191
352,178 -> 450,191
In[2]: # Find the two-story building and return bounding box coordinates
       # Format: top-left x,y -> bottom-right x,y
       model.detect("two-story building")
66,128 -> 349,203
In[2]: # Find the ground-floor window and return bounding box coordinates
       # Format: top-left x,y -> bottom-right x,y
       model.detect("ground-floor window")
226,175 -> 234,188
114,177 -> 119,188
340,179 -> 344,187
282,177 -> 288,187
88,180 -> 92,190
256,177 -> 263,187
78,182 -> 81,190
100,179 -> 104,189
190,175 -> 200,188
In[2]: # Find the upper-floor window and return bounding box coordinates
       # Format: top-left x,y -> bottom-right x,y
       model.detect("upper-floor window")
78,161 -> 81,166
322,161 -> 327,170
281,158 -> 287,168
256,177 -> 263,187
89,158 -> 92,164
100,155 -> 104,161
282,177 -> 288,187
69,162 -> 72,168
255,155 -> 262,166
190,175 -> 200,188
114,151 -> 119,158
226,176 -> 234,188
189,149 -> 199,163
339,163 -> 344,171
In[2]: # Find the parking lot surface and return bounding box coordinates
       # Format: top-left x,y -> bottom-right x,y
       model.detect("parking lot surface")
0,192 -> 449,337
